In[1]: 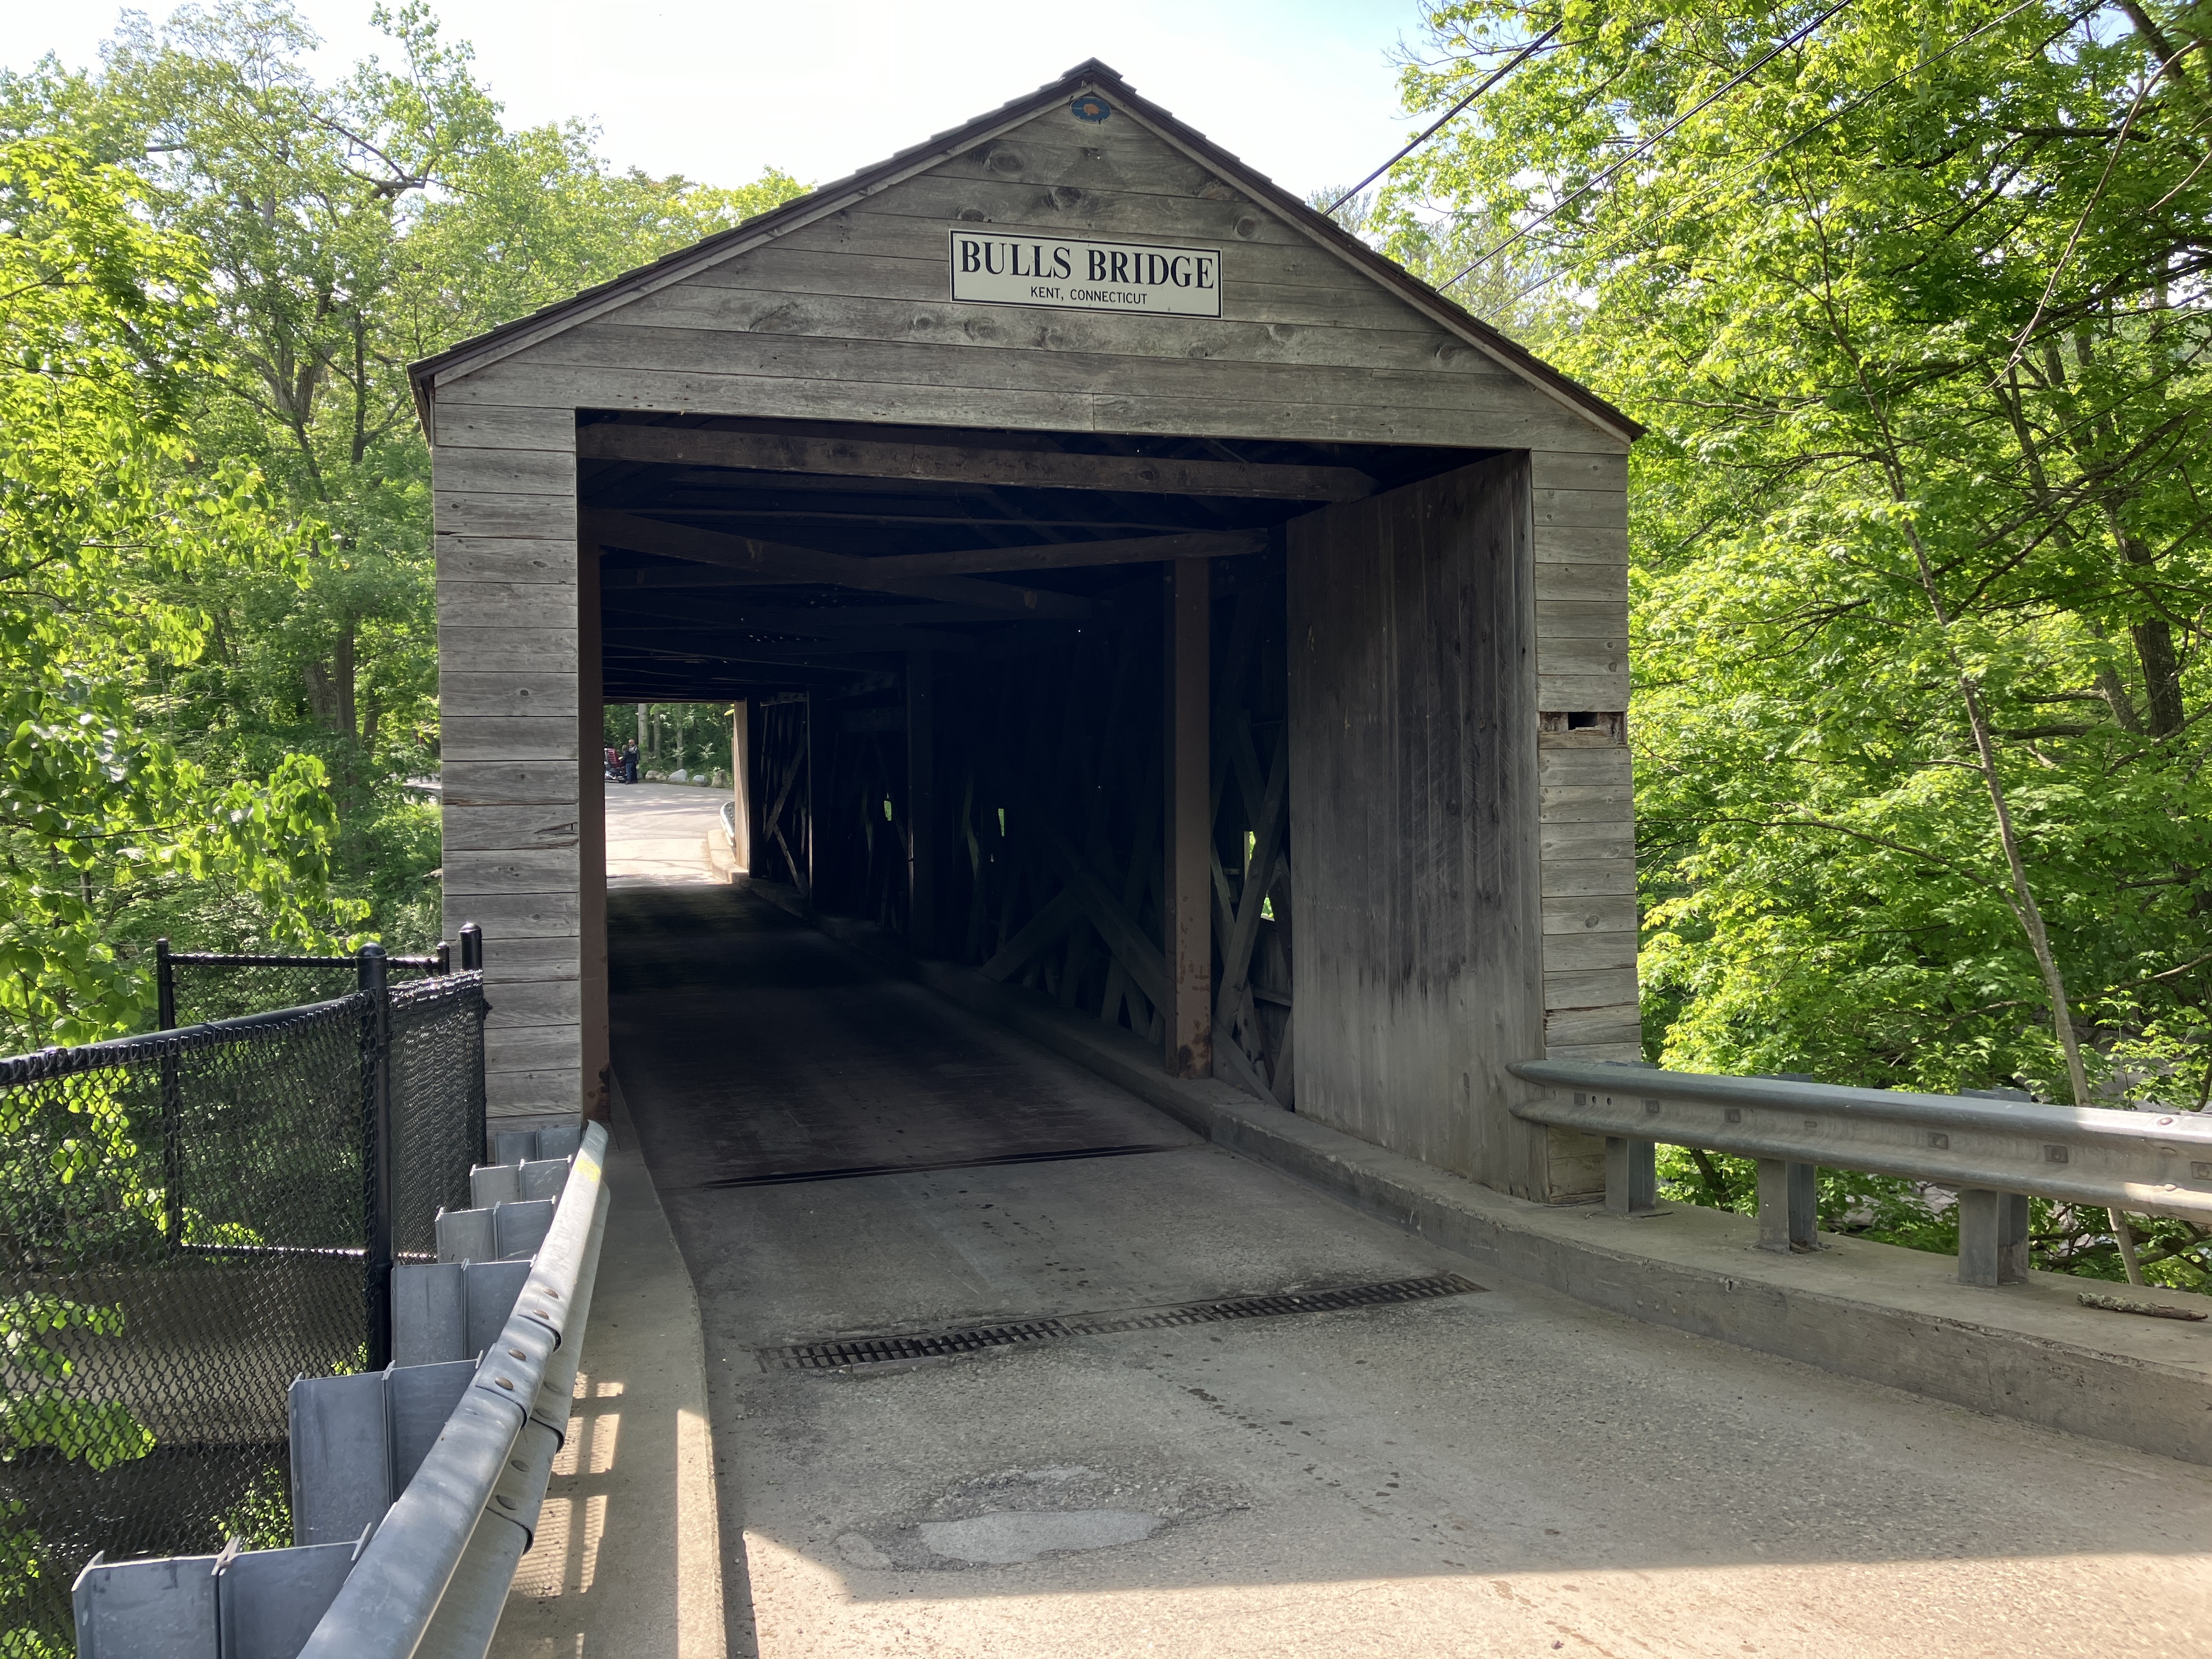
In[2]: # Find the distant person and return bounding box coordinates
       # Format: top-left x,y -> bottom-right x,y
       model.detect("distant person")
622,738 -> 639,785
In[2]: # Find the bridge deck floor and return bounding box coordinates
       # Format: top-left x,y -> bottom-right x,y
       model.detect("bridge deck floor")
607,881 -> 2212,1658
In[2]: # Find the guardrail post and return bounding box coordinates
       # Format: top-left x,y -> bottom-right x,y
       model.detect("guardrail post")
1604,1136 -> 1658,1215
155,936 -> 184,1254
360,943 -> 394,1371
1756,1159 -> 1819,1252
1957,1189 -> 2029,1286
459,921 -> 482,972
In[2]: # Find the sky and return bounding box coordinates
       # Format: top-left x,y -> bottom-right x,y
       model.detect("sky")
2,1 -> 1432,200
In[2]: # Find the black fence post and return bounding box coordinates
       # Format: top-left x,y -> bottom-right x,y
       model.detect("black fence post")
459,922 -> 487,1164
154,938 -> 183,1253
359,942 -> 394,1372
435,939 -> 452,975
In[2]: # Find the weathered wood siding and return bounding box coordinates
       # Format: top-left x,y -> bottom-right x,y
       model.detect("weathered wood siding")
1285,455 -> 1548,1194
427,87 -> 1635,1149
435,407 -> 583,1125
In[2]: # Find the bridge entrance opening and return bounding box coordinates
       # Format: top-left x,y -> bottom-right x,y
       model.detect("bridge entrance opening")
586,411 -> 1488,1128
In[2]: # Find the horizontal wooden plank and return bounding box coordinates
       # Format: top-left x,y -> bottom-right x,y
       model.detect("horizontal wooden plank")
441,715 -> 579,764
1542,894 -> 1638,935
480,978 -> 582,1028
433,446 -> 575,496
443,891 -> 581,939
438,627 -> 578,675
1532,451 -> 1630,490
1545,966 -> 1639,1010
1547,1040 -> 1645,1064
541,318 -> 1575,438
432,404 -> 578,453
440,846 -> 580,894
486,1022 -> 580,1072
1540,820 -> 1634,861
1543,929 -> 1638,973
1538,746 -> 1633,788
433,490 -> 577,540
440,357 -> 1098,433
1537,636 -> 1626,676
586,510 -> 1090,619
439,672 -> 581,721
782,182 -> 1312,258
1539,783 -> 1634,823
487,1070 -> 583,1114
1541,858 -> 1638,899
439,760 -> 583,807
441,803 -> 584,853
1534,563 -> 1629,603
579,421 -> 1375,500
472,932 -> 582,979
1533,522 -> 1629,562
878,527 -> 1268,575
929,129 -> 1231,199
623,280 -> 1503,382
1534,488 -> 1627,529
689,242 -> 1458,330
1536,600 -> 1628,638
1537,674 -> 1632,710
1545,1002 -> 1643,1046
436,535 -> 577,585
438,582 -> 577,631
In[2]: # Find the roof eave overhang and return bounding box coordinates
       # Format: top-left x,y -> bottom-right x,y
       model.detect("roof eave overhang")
407,59 -> 1640,448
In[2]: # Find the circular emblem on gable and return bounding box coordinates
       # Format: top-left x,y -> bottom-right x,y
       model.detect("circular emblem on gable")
1071,93 -> 1112,123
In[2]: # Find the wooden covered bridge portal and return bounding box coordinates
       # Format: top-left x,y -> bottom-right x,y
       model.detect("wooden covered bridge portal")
411,60 -> 1640,1206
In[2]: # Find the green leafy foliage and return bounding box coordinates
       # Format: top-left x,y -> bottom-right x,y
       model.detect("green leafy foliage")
1393,2 -> 2212,1283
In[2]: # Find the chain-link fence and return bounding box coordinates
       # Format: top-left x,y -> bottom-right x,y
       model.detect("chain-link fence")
0,952 -> 488,1655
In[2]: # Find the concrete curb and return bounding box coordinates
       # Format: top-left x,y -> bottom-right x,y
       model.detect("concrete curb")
489,1076 -> 728,1657
797,905 -> 2212,1467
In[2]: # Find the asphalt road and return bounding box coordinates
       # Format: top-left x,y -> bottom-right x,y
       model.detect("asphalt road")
603,871 -> 2212,1657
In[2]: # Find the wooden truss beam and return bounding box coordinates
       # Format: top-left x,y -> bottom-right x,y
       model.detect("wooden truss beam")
578,425 -> 1376,502
599,527 -> 1269,586
585,510 -> 1091,621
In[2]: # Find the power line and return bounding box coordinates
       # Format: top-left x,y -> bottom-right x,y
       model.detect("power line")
1493,0 -> 2049,308
1437,0 -> 1855,294
1319,24 -> 1561,220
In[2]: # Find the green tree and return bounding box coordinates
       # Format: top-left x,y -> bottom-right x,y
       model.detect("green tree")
1392,1 -> 2212,1284
0,2 -> 804,966
0,136 -> 354,1048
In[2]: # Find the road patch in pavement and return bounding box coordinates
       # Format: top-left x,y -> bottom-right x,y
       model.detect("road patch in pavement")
756,1271 -> 1486,1371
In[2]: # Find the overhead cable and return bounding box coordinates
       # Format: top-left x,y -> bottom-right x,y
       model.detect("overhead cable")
1319,23 -> 1562,220
1437,0 -> 1855,292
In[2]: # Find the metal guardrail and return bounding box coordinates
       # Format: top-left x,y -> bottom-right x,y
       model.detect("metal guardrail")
71,1120 -> 610,1657
1510,1059 -> 2212,1286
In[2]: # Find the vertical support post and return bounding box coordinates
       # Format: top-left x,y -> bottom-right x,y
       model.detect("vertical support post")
1604,1136 -> 1657,1216
1756,1158 -> 1820,1252
1957,1189 -> 2030,1286
1164,558 -> 1212,1077
433,940 -> 451,975
155,937 -> 183,1254
730,698 -> 754,876
802,691 -> 817,900
359,943 -> 394,1372
459,922 -> 483,973
907,652 -> 937,954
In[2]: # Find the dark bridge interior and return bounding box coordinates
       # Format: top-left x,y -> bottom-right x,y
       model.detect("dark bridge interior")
584,414 -> 1491,1101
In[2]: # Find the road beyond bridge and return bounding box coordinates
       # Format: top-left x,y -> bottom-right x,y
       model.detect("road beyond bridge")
596,794 -> 2212,1659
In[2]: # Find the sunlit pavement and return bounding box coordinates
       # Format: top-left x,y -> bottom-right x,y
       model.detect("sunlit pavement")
607,781 -> 727,886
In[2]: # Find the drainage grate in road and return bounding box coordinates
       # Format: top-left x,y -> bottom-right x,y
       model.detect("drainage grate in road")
759,1271 -> 1487,1370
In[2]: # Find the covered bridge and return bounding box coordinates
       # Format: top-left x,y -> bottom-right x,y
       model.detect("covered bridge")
408,59 -> 1639,1205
